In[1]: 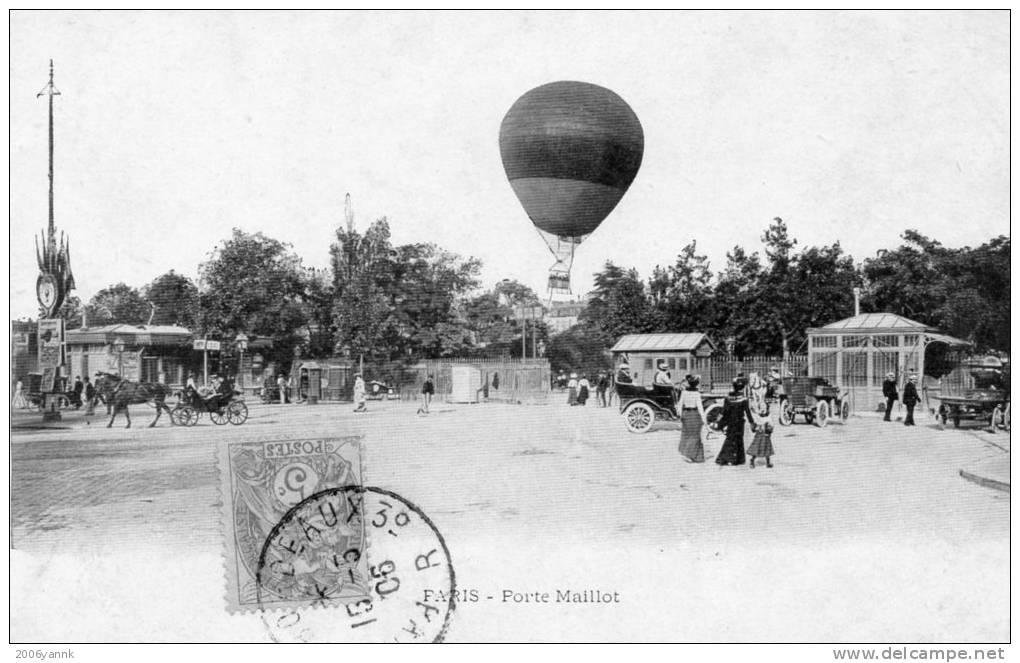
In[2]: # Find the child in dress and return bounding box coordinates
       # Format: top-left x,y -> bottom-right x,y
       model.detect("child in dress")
747,420 -> 775,469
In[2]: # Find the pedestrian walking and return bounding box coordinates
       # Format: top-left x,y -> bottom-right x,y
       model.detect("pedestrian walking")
12,379 -> 29,409
70,376 -> 84,409
882,372 -> 899,422
419,374 -> 435,414
595,372 -> 608,407
747,421 -> 775,469
715,377 -> 756,466
277,374 -> 288,405
567,373 -> 579,406
353,373 -> 367,412
677,375 -> 707,463
83,376 -> 96,418
903,373 -> 921,426
577,374 -> 591,406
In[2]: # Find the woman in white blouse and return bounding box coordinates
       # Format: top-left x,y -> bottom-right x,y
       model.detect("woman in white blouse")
677,375 -> 708,463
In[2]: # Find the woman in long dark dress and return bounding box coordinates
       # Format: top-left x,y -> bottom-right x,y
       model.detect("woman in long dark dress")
716,378 -> 756,466
677,375 -> 707,463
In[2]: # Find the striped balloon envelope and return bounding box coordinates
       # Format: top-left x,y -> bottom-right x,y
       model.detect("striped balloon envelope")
499,81 -> 644,295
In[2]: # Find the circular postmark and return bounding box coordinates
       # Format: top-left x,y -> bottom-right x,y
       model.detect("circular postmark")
256,486 -> 456,643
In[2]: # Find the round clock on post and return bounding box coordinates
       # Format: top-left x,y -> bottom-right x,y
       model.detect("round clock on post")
37,272 -> 60,318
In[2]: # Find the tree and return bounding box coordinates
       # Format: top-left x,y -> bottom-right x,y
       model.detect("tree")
580,262 -> 658,340
52,295 -> 83,328
384,243 -> 481,358
862,232 -> 1010,351
462,280 -> 544,357
648,241 -> 715,333
144,271 -> 200,328
545,325 -> 613,377
86,283 -> 150,326
199,229 -> 310,365
330,218 -> 399,359
330,218 -> 483,360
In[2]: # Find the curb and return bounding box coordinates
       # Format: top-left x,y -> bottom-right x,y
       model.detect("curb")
959,469 -> 1010,493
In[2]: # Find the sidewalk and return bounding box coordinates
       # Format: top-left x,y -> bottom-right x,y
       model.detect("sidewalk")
850,410 -> 1010,493
959,432 -> 1010,493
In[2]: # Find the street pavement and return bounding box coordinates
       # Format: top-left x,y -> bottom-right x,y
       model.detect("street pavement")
10,397 -> 1010,642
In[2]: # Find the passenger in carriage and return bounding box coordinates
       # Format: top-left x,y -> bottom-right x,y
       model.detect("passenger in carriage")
615,362 -> 632,385
653,362 -> 672,389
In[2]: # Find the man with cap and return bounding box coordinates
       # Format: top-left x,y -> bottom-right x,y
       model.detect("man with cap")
882,371 -> 899,422
902,374 -> 921,426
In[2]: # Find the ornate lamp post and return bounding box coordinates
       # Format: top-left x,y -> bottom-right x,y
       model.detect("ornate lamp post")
235,333 -> 249,391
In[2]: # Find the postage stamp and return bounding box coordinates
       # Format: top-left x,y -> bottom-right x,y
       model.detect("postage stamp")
218,436 -> 366,613
256,486 -> 457,643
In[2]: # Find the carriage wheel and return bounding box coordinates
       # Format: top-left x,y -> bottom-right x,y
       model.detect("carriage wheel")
839,398 -> 851,422
815,400 -> 830,428
778,400 -> 794,426
623,402 -> 655,434
989,406 -> 1005,432
175,405 -> 198,427
227,401 -> 248,425
210,408 -> 229,425
704,403 -> 723,431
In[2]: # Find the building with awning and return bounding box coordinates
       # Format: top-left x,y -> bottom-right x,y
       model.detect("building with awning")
805,313 -> 970,410
65,324 -> 194,385
610,333 -> 716,386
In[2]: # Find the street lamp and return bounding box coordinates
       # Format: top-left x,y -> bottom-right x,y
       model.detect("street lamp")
235,333 -> 249,391
113,337 -> 126,376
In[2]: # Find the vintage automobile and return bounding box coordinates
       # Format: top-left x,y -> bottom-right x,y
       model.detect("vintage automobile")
930,356 -> 1010,431
616,381 -> 725,434
776,376 -> 850,427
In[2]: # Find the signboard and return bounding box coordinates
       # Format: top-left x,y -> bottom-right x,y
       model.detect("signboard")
12,332 -> 29,354
40,367 -> 58,393
38,318 -> 63,368
193,339 -> 221,351
513,305 -> 545,320
121,352 -> 140,380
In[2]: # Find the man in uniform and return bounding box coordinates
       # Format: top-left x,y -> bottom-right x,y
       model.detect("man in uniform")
882,371 -> 899,422
902,374 -> 921,426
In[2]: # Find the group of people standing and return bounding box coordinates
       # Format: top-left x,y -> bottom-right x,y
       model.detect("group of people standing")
882,371 -> 922,425
675,373 -> 775,468
565,371 -> 612,407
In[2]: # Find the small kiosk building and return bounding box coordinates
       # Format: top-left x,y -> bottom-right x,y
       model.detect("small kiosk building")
610,333 -> 716,386
805,313 -> 969,410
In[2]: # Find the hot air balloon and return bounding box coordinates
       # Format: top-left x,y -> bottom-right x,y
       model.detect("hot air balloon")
499,81 -> 644,295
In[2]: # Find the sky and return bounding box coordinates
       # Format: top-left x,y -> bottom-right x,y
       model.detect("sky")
9,10 -> 1010,320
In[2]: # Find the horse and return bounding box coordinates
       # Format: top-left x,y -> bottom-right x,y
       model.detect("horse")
92,372 -> 175,428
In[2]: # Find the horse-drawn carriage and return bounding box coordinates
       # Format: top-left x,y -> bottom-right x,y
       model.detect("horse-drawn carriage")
616,382 -> 726,434
172,386 -> 248,426
776,376 -> 850,427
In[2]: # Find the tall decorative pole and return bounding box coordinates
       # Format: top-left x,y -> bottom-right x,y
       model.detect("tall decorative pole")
42,60 -> 57,252
35,59 -> 75,318
34,60 -> 75,421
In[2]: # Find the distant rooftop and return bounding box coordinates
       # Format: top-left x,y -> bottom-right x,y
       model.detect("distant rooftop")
611,333 -> 714,353
810,313 -> 932,333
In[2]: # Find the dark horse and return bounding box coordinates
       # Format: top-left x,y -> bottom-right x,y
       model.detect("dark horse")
93,372 -> 175,428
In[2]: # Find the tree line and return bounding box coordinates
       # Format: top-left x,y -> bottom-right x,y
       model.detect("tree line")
52,218 -> 549,368
570,218 -> 1009,364
45,216 -> 1008,371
